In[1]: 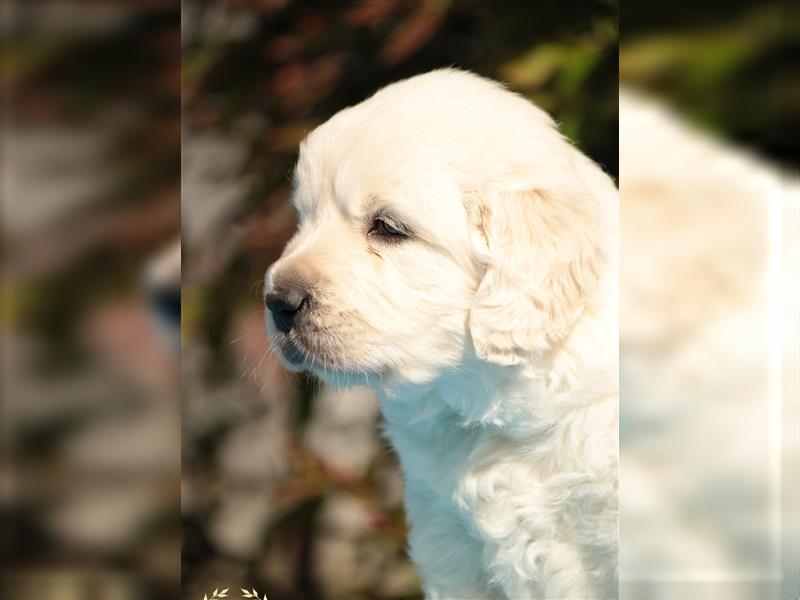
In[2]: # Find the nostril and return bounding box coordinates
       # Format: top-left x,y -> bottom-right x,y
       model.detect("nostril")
265,292 -> 307,333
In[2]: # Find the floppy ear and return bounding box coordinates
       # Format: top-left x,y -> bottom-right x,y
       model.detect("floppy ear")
468,183 -> 604,366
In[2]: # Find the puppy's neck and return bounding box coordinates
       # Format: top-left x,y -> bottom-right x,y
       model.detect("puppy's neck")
380,302 -> 617,434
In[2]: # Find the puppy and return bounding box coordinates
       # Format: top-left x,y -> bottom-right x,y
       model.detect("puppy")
264,69 -> 618,599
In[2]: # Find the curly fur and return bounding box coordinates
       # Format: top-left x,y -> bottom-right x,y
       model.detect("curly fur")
265,69 -> 619,599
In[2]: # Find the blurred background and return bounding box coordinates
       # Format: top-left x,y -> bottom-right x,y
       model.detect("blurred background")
181,1 -> 616,598
4,1 -> 798,599
2,1 -> 181,599
620,2 -> 799,599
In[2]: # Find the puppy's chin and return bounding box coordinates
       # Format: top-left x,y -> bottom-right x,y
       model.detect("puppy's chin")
307,360 -> 435,392
281,345 -> 381,389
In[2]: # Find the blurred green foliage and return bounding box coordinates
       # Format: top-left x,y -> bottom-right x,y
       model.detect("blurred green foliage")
621,0 -> 799,167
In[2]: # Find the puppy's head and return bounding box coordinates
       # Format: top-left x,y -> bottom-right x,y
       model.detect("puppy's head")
265,69 -> 610,388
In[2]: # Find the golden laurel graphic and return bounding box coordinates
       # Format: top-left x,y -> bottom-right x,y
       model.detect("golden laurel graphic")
202,588 -> 268,600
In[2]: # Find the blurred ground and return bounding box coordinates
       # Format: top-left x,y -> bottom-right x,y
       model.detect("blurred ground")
180,1 -> 617,598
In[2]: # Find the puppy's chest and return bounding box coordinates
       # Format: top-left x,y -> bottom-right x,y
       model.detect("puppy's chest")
383,409 -> 486,497
380,398 -> 556,502
380,393 -> 617,534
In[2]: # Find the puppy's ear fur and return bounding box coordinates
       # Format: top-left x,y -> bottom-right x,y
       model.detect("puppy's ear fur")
468,183 -> 603,365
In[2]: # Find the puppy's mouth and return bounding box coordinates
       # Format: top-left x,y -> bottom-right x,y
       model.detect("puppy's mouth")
277,339 -> 306,369
269,332 -> 313,372
266,306 -> 386,383
270,326 -> 348,374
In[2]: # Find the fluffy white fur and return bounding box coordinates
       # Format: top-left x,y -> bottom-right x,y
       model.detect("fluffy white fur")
265,69 -> 619,599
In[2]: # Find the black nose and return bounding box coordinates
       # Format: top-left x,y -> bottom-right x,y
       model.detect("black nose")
265,289 -> 307,333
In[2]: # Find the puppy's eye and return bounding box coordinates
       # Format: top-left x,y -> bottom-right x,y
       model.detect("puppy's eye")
369,217 -> 408,240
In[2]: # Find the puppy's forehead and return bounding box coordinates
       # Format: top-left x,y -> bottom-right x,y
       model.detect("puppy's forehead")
291,68 -> 552,222
293,110 -> 446,221
293,148 -> 379,219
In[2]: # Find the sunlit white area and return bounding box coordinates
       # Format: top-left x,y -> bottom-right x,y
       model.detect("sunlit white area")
619,89 -> 798,599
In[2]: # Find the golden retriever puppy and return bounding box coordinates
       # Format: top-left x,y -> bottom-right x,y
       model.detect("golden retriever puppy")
265,69 -> 618,599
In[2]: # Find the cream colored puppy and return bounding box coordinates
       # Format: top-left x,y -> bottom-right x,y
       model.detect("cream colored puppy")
265,69 -> 618,599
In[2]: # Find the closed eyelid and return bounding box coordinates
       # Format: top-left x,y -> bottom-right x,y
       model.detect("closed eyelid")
364,201 -> 412,231
372,211 -> 410,233
361,197 -> 425,239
